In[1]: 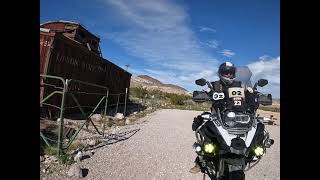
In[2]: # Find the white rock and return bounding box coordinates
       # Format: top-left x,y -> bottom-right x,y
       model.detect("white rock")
88,139 -> 97,146
74,151 -> 83,162
133,112 -> 138,114
90,114 -> 102,121
114,113 -> 124,119
50,156 -> 58,162
67,165 -> 83,178
40,156 -> 44,162
125,118 -> 131,125
56,118 -> 64,125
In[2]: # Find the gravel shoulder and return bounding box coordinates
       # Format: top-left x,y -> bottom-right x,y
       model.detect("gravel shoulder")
42,109 -> 280,180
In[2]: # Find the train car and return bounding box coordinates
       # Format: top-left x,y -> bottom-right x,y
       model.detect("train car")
40,21 -> 131,118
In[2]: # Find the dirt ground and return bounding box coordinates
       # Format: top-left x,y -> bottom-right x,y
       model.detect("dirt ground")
256,109 -> 280,125
41,109 -> 280,180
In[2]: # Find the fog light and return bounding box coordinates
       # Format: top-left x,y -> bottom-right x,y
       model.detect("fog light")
204,143 -> 216,153
254,146 -> 264,156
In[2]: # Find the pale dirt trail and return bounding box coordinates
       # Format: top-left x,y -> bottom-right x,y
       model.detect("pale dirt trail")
44,109 -> 279,180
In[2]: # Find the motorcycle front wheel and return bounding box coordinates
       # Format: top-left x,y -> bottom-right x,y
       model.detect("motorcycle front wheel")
225,170 -> 245,180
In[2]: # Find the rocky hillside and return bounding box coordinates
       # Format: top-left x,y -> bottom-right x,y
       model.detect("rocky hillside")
130,75 -> 190,95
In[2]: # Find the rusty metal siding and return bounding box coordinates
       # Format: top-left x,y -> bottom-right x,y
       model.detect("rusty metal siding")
40,32 -> 131,116
40,32 -> 55,102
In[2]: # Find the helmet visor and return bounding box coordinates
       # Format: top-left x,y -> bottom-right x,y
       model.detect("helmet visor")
220,69 -> 235,78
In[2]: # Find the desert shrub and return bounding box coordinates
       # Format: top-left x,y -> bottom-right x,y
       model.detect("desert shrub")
130,86 -> 148,98
165,93 -> 190,105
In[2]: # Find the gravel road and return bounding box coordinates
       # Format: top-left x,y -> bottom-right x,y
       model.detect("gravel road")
43,109 -> 280,180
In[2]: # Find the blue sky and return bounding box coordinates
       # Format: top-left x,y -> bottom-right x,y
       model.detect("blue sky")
40,0 -> 280,98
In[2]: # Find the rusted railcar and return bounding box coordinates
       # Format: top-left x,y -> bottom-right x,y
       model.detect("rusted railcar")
40,21 -> 131,117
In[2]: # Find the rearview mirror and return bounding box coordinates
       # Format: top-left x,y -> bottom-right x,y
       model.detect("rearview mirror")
257,79 -> 268,87
195,78 -> 207,86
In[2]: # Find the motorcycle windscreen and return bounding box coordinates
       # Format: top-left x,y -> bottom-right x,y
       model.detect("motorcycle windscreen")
235,66 -> 253,88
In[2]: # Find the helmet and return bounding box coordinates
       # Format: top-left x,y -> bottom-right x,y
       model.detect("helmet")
218,62 -> 236,85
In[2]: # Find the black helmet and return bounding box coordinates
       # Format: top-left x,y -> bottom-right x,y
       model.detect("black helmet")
218,62 -> 236,85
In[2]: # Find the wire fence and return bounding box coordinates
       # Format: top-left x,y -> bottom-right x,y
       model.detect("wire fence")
40,74 -> 209,161
40,74 -> 135,160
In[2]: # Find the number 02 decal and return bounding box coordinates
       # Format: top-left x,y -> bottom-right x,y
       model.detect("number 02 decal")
228,87 -> 245,98
234,100 -> 242,106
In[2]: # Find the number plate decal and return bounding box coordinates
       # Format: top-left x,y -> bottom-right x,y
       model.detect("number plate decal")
213,92 -> 225,100
234,100 -> 242,106
228,87 -> 245,98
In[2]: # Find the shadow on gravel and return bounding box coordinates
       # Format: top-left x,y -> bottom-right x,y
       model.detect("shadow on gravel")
82,168 -> 89,177
86,128 -> 141,151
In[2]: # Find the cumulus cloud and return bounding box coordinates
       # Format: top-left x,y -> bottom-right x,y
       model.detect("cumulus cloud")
204,40 -> 219,48
247,56 -> 280,98
221,49 -> 235,57
98,0 -> 220,91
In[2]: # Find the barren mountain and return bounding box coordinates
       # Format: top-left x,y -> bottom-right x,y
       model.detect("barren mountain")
130,75 -> 190,95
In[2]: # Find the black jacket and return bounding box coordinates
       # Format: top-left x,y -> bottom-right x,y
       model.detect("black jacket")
209,80 -> 242,111
209,80 -> 259,112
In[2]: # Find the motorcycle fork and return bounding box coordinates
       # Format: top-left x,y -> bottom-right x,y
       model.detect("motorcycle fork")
216,158 -> 225,178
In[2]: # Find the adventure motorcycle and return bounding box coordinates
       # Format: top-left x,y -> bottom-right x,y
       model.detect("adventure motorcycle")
192,66 -> 274,180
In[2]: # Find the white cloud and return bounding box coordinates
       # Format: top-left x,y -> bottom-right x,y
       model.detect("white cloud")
204,40 -> 219,48
199,26 -> 216,33
258,55 -> 271,61
98,0 -> 221,92
221,49 -> 235,57
247,56 -> 280,98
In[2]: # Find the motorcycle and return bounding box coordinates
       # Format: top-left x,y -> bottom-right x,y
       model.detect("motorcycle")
192,66 -> 274,180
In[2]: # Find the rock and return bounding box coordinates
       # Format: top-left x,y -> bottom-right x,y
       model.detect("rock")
50,156 -> 58,162
83,150 -> 93,157
125,118 -> 131,125
133,112 -> 138,115
90,114 -> 102,122
110,126 -> 120,134
74,151 -> 83,162
67,165 -> 83,178
115,113 -> 124,119
40,156 -> 44,162
88,139 -> 97,146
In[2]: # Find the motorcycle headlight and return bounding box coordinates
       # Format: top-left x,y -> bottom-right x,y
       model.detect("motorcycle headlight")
225,120 -> 236,127
225,111 -> 236,127
204,143 -> 216,154
253,146 -> 265,157
227,112 -> 236,118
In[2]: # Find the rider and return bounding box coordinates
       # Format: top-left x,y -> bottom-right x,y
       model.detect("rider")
189,62 -> 265,173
